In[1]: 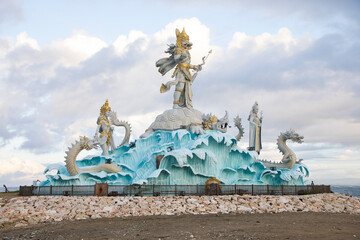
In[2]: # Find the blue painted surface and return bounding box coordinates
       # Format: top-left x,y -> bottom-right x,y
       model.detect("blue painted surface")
41,130 -> 309,186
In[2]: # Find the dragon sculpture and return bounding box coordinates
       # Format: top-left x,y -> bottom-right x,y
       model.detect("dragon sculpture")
202,111 -> 229,133
258,129 -> 304,169
65,109 -> 131,176
234,115 -> 245,141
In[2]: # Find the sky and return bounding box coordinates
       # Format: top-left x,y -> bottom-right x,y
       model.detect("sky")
0,0 -> 359,186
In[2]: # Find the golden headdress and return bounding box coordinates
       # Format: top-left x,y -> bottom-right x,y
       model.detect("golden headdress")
175,28 -> 190,48
100,99 -> 111,115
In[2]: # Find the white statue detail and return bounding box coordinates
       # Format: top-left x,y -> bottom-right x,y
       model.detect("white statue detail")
94,99 -> 115,156
156,28 -> 204,109
248,101 -> 262,153
141,27 -> 215,138
140,110 -> 229,138
64,100 -> 131,176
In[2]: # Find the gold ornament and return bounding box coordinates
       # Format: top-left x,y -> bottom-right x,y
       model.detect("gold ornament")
202,115 -> 218,130
175,28 -> 189,48
100,99 -> 111,115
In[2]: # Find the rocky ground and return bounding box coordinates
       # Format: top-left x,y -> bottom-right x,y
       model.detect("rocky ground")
1,212 -> 360,239
0,193 -> 359,239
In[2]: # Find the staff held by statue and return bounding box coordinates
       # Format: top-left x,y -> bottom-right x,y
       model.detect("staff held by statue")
192,49 -> 212,82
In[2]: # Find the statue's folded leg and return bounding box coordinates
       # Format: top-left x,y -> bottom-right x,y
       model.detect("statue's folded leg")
160,80 -> 177,93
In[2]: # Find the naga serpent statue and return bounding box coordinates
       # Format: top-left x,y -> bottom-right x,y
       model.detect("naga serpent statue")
65,100 -> 131,176
258,129 -> 304,169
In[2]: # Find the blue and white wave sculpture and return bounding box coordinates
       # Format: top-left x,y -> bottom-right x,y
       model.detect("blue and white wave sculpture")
41,129 -> 309,186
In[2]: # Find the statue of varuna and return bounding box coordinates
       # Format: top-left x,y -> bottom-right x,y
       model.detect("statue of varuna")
156,28 -> 203,109
248,101 -> 262,154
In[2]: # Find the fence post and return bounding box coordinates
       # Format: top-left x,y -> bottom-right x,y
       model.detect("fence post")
294,185 -> 297,195
129,184 -> 132,196
234,184 -> 237,195
71,185 -> 74,196
267,185 -> 269,195
281,185 -> 284,195
153,184 -> 155,196
196,184 -> 199,195
50,185 -> 52,195
251,185 -> 254,195
175,184 -> 177,196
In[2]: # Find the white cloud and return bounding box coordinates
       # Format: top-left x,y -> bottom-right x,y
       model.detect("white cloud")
153,18 -> 217,62
113,30 -> 149,56
50,30 -> 108,67
229,28 -> 312,55
0,37 -> 12,59
15,32 -> 40,50
0,157 -> 44,176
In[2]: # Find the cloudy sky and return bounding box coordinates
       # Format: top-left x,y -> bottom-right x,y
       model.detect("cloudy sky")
1,0 -> 359,186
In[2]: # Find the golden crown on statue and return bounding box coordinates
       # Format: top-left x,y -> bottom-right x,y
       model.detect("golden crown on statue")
176,28 -> 190,47
100,99 -> 111,115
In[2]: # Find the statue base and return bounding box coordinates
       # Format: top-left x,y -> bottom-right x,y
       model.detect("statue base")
41,129 -> 309,186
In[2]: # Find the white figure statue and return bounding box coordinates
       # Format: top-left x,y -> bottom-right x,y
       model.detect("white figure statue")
140,27 -> 214,138
94,99 -> 115,157
248,101 -> 262,154
156,28 -> 203,109
64,99 -> 132,176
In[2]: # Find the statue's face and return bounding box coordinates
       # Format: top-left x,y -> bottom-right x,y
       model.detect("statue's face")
254,105 -> 259,114
105,111 -> 111,117
182,41 -> 193,50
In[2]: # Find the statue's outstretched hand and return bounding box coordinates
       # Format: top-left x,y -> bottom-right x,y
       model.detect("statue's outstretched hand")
196,65 -> 202,71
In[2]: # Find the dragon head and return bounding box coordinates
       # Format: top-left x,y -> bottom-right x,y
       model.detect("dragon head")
202,111 -> 229,133
282,129 -> 304,143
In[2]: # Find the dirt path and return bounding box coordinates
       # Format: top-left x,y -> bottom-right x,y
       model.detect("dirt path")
0,192 -> 19,200
1,212 -> 359,239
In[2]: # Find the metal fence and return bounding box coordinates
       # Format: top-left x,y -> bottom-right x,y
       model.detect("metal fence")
30,185 -> 95,196
20,184 -> 331,197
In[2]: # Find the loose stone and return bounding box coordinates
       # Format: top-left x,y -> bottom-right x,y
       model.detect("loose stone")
0,193 -> 358,228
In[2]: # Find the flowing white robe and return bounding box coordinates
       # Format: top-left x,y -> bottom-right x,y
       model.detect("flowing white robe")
156,47 -> 195,108
248,112 -> 262,153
